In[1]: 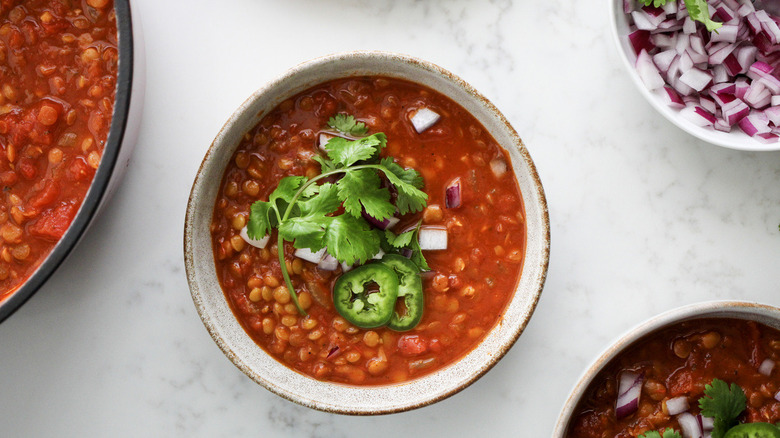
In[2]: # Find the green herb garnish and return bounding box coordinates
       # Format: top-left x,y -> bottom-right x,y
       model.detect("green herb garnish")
247,125 -> 428,315
637,0 -> 722,32
699,379 -> 747,438
639,430 -> 683,438
382,221 -> 430,271
327,114 -> 369,136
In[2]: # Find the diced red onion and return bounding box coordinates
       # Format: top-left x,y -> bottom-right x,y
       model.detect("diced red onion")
362,209 -> 400,230
775,389 -> 780,402
759,358 -> 776,376
678,412 -> 703,438
680,68 -> 713,91
340,261 -> 353,272
240,226 -> 270,249
326,346 -> 340,359
445,178 -> 462,209
625,0 -> 780,142
318,132 -> 334,151
318,253 -> 339,271
700,415 -> 714,431
490,158 -> 508,178
410,108 -> 440,133
372,249 -> 385,260
615,371 -> 643,419
662,86 -> 686,108
665,396 -> 690,415
418,227 -> 448,251
294,247 -> 326,264
637,49 -> 666,90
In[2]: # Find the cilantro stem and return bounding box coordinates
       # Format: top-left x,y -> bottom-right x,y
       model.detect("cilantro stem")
276,163 -> 395,315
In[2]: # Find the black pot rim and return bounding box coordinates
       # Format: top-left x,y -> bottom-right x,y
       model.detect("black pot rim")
0,0 -> 136,323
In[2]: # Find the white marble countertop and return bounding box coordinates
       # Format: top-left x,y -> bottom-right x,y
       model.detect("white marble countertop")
2,0 -> 780,436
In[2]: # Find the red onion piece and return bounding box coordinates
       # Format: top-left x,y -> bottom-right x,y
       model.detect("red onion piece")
615,371 -> 644,419
700,415 -> 714,431
665,396 -> 690,415
759,358 -> 776,375
318,253 -> 339,271
240,226 -> 270,249
490,158 -> 508,178
294,247 -> 326,264
637,49 -> 665,90
445,178 -> 462,209
775,389 -> 780,402
418,227 -> 448,251
361,209 -> 399,230
410,108 -> 440,133
326,346 -> 340,359
678,412 -> 703,438
630,30 -> 654,54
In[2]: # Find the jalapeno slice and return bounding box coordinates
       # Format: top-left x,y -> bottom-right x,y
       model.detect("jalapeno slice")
380,254 -> 424,332
333,264 -> 399,329
724,423 -> 780,438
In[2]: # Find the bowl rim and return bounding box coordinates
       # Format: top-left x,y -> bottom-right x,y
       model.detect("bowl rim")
608,0 -> 780,152
183,50 -> 550,414
0,0 -> 139,323
553,300 -> 780,437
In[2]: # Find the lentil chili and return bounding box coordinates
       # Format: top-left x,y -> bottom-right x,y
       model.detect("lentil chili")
0,0 -> 117,300
210,76 -> 527,385
568,318 -> 780,438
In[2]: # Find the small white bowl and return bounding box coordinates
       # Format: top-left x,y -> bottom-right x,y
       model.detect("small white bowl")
609,0 -> 780,151
184,51 -> 550,414
553,300 -> 780,436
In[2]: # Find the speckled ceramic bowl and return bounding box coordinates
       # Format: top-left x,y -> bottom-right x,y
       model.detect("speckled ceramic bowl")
610,0 -> 780,151
184,51 -> 550,414
553,300 -> 780,436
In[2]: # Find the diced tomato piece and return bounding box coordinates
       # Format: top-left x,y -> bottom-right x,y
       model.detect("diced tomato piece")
29,201 -> 78,241
397,334 -> 428,356
67,157 -> 94,182
29,179 -> 60,211
17,157 -> 37,179
667,369 -> 694,396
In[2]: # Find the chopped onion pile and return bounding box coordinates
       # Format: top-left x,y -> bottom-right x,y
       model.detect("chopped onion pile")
625,0 -> 780,143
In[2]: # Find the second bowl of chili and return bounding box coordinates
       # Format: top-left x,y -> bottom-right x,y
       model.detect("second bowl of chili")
184,51 -> 549,414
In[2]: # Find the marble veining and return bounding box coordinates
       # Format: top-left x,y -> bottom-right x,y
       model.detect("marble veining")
1,0 -> 779,436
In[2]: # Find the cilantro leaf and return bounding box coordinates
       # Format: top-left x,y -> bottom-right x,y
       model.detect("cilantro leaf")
638,0 -> 667,6
683,0 -> 722,32
324,215 -> 381,265
297,183 -> 340,216
638,430 -> 682,438
328,114 -> 368,136
384,229 -> 415,248
699,379 -> 746,438
269,176 -> 307,215
325,133 -> 386,168
247,200 -> 276,239
336,168 -> 395,220
278,215 -> 330,251
380,157 -> 427,214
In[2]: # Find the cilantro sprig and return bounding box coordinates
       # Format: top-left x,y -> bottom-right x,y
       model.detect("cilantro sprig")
327,114 -> 369,136
699,379 -> 747,438
637,0 -> 722,32
247,122 -> 428,315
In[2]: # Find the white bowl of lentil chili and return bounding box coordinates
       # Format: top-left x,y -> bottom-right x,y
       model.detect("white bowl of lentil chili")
554,301 -> 780,437
0,0 -> 145,322
184,51 -> 549,414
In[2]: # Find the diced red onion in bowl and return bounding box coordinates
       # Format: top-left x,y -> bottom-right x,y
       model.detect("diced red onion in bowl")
445,178 -> 462,209
758,358 -> 775,376
410,108 -> 440,133
240,226 -> 270,249
294,247 -> 327,264
624,0 -> 780,144
418,227 -> 448,251
665,396 -> 689,415
677,412 -> 703,438
318,253 -> 339,271
615,371 -> 643,419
